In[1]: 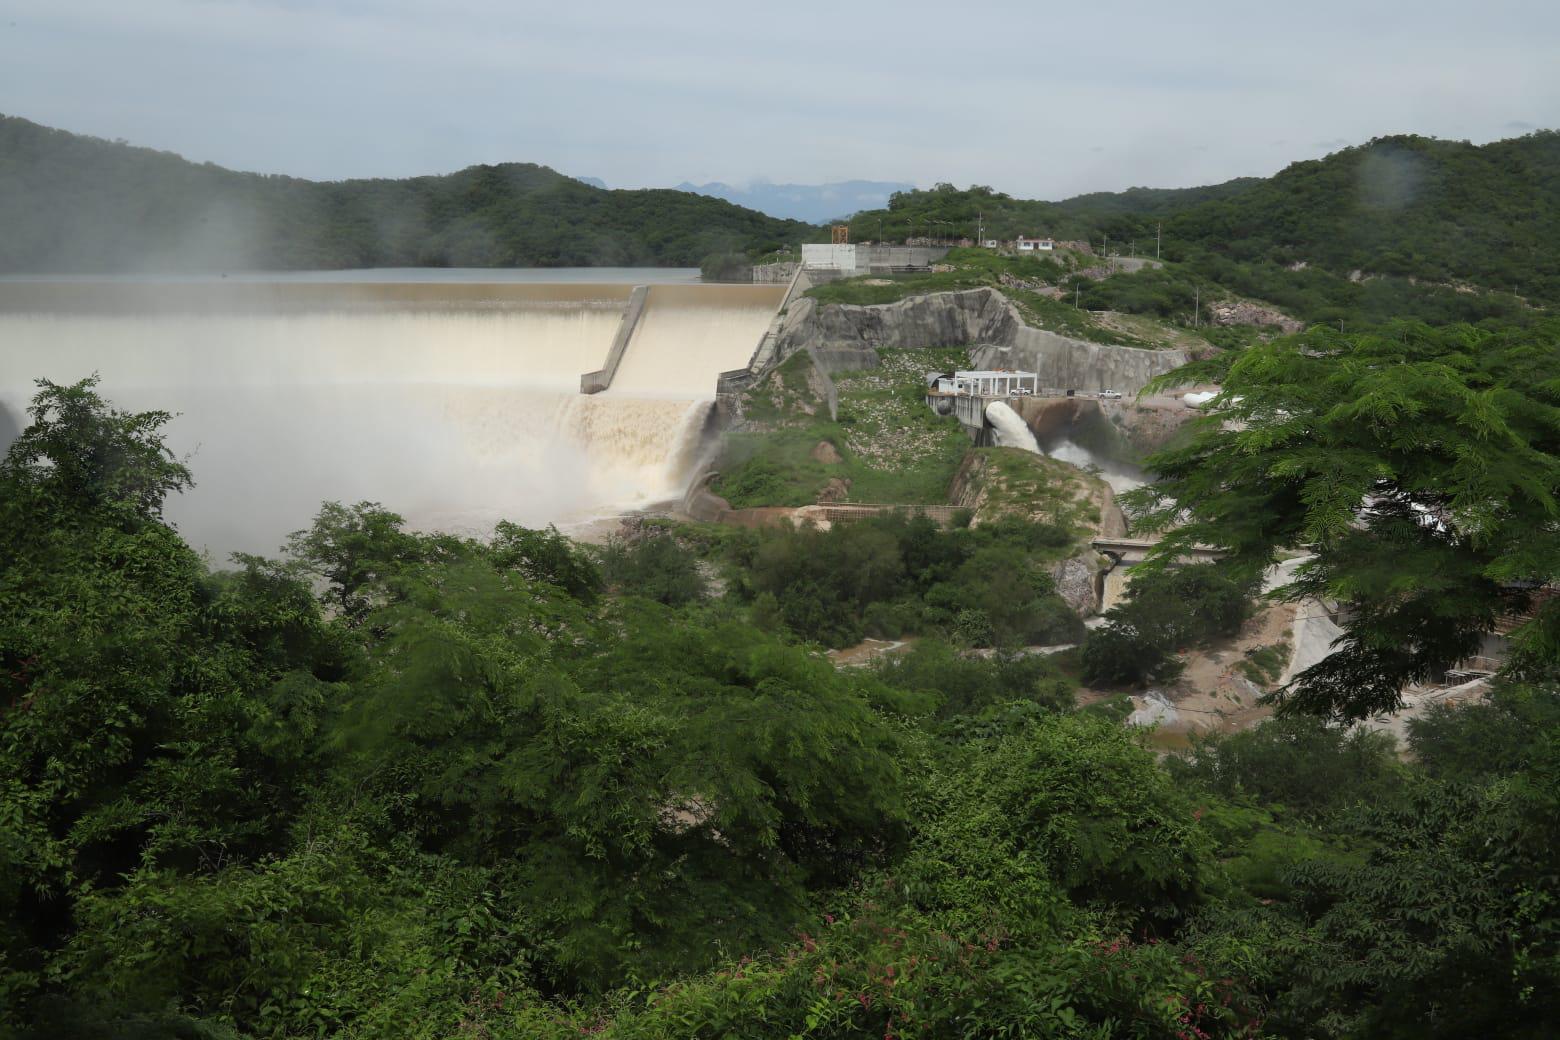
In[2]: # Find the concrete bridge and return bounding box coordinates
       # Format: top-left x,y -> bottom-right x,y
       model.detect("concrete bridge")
1092,537 -> 1227,610
1090,537 -> 1225,565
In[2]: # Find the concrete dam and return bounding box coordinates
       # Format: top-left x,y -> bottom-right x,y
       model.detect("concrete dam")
0,280 -> 784,554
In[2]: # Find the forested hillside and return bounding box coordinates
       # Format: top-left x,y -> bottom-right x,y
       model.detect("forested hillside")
848,133 -> 1560,324
845,179 -> 1260,249
2,315 -> 1557,1038
0,116 -> 813,272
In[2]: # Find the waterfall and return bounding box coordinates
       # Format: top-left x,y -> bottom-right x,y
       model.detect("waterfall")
984,400 -> 1041,453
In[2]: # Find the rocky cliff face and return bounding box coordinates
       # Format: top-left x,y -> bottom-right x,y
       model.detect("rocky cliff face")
775,289 -> 1016,356
1208,299 -> 1304,333
772,288 -> 1187,394
974,330 -> 1186,395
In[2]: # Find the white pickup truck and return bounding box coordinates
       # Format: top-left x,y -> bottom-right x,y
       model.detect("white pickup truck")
1098,389 -> 1122,400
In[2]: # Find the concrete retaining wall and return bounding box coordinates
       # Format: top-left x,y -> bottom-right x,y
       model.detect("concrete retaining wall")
752,261 -> 799,283
975,328 -> 1184,393
579,284 -> 649,394
802,245 -> 950,273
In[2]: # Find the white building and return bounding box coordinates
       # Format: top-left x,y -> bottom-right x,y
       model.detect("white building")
934,370 -> 1039,397
1016,236 -> 1055,252
802,243 -> 858,271
802,243 -> 951,274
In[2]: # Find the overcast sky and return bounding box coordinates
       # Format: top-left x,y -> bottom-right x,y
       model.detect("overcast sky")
2,0 -> 1556,199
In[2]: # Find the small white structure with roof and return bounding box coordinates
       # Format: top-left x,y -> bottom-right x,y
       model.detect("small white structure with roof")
932,370 -> 1039,397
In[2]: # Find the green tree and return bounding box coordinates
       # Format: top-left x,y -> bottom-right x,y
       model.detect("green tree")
1131,321 -> 1560,719
1265,767 -> 1560,1037
0,380 -> 335,1030
1081,564 -> 1255,687
489,520 -> 603,604
1,375 -> 190,518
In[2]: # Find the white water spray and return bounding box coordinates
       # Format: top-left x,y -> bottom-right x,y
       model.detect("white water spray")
0,283 -> 779,555
984,400 -> 1041,453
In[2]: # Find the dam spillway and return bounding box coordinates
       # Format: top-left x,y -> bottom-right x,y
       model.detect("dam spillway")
0,280 -> 780,555
607,284 -> 785,396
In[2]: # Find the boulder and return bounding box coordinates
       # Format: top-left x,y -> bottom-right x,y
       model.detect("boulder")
1051,550 -> 1103,617
810,440 -> 842,464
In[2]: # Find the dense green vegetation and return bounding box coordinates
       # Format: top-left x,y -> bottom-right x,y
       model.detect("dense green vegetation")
1162,134 -> 1560,310
727,514 -> 1083,648
1130,319 -> 1560,720
845,133 -> 1560,325
0,115 -> 812,272
846,180 -> 1255,249
2,360 -> 1558,1038
1083,566 -> 1258,687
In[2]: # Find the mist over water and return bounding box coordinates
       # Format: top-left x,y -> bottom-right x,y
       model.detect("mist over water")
0,282 -> 774,557
1046,440 -> 1146,495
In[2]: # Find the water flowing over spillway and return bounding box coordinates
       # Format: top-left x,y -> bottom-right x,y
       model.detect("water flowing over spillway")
610,285 -> 783,396
0,281 -> 779,554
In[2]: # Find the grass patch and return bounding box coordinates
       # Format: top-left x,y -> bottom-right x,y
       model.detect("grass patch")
713,347 -> 974,508
973,447 -> 1103,542
1239,640 -> 1291,685
740,350 -> 827,426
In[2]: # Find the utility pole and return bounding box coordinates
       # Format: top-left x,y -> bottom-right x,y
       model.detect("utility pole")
1193,286 -> 1199,327
1156,223 -> 1161,259
1075,284 -> 1080,309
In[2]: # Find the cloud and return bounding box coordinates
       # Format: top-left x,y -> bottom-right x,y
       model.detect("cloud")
1505,120 -> 1536,130
3,0 -> 1557,198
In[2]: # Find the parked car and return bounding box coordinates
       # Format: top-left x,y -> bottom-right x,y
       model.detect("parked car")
1099,389 -> 1122,400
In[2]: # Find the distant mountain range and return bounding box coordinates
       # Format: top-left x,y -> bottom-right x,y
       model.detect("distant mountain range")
0,116 -> 814,273
6,112 -> 1555,312
671,180 -> 915,223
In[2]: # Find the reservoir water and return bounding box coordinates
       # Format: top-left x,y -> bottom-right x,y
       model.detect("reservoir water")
0,267 -> 703,285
